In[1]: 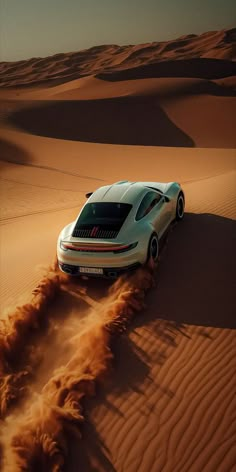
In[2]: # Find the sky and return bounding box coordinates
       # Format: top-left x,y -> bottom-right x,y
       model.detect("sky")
0,0 -> 235,62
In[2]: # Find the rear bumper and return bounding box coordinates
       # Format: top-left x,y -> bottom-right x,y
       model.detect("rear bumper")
57,241 -> 146,269
58,261 -> 141,278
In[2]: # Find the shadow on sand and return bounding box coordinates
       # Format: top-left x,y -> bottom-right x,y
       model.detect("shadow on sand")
82,212 -> 235,330
0,137 -> 32,166
97,58 -> 236,82
148,212 -> 236,329
66,320 -> 186,472
9,97 -> 194,147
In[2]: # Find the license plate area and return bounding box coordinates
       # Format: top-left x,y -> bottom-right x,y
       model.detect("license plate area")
79,267 -> 103,275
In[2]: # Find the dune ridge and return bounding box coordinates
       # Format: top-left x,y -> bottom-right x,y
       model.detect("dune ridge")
1,28 -> 236,149
0,28 -> 235,88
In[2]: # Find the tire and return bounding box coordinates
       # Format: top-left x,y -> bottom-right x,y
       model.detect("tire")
176,192 -> 185,221
147,233 -> 159,263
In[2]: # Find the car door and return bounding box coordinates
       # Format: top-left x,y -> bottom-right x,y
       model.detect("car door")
136,191 -> 168,237
148,194 -> 169,236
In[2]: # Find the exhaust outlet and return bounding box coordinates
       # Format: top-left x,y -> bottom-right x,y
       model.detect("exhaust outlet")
61,264 -> 74,274
108,271 -> 118,279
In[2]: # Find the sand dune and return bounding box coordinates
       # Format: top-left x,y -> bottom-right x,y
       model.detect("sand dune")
1,76 -> 236,150
0,28 -> 236,472
0,28 -> 235,87
1,28 -> 235,148
5,85 -> 236,148
97,58 -> 236,81
8,98 -> 195,147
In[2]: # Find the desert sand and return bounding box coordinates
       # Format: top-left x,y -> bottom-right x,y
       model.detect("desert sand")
0,28 -> 236,471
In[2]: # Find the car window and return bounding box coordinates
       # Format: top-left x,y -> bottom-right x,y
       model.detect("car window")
136,191 -> 162,220
77,202 -> 132,224
72,202 -> 133,237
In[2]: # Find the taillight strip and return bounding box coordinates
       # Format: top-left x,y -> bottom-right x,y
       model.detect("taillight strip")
63,243 -> 130,252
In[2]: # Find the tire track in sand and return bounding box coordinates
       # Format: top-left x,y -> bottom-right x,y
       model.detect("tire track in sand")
0,260 -> 155,471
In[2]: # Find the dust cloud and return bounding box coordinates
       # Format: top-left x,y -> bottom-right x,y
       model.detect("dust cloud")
1,262 -> 155,471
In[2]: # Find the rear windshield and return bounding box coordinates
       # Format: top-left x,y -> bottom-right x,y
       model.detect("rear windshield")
77,202 -> 132,225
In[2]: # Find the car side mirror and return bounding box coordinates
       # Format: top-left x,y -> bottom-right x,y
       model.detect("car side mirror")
163,195 -> 170,203
85,192 -> 93,199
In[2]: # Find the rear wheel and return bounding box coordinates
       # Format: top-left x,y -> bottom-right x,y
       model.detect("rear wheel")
176,192 -> 185,220
147,233 -> 159,263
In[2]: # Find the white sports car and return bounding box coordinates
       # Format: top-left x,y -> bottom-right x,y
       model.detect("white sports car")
57,180 -> 184,277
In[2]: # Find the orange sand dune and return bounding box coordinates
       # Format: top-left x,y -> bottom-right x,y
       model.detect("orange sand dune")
1,75 -> 236,148
0,28 -> 236,472
5,89 -> 236,148
0,28 -> 235,87
0,27 -> 235,148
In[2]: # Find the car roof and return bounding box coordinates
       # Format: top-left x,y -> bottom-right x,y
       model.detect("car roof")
88,181 -> 149,205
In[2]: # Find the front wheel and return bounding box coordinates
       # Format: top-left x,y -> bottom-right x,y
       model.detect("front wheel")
147,233 -> 159,264
176,192 -> 185,221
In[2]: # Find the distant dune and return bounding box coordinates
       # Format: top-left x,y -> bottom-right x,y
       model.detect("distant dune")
0,28 -> 236,148
0,28 -> 236,87
0,28 -> 236,472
